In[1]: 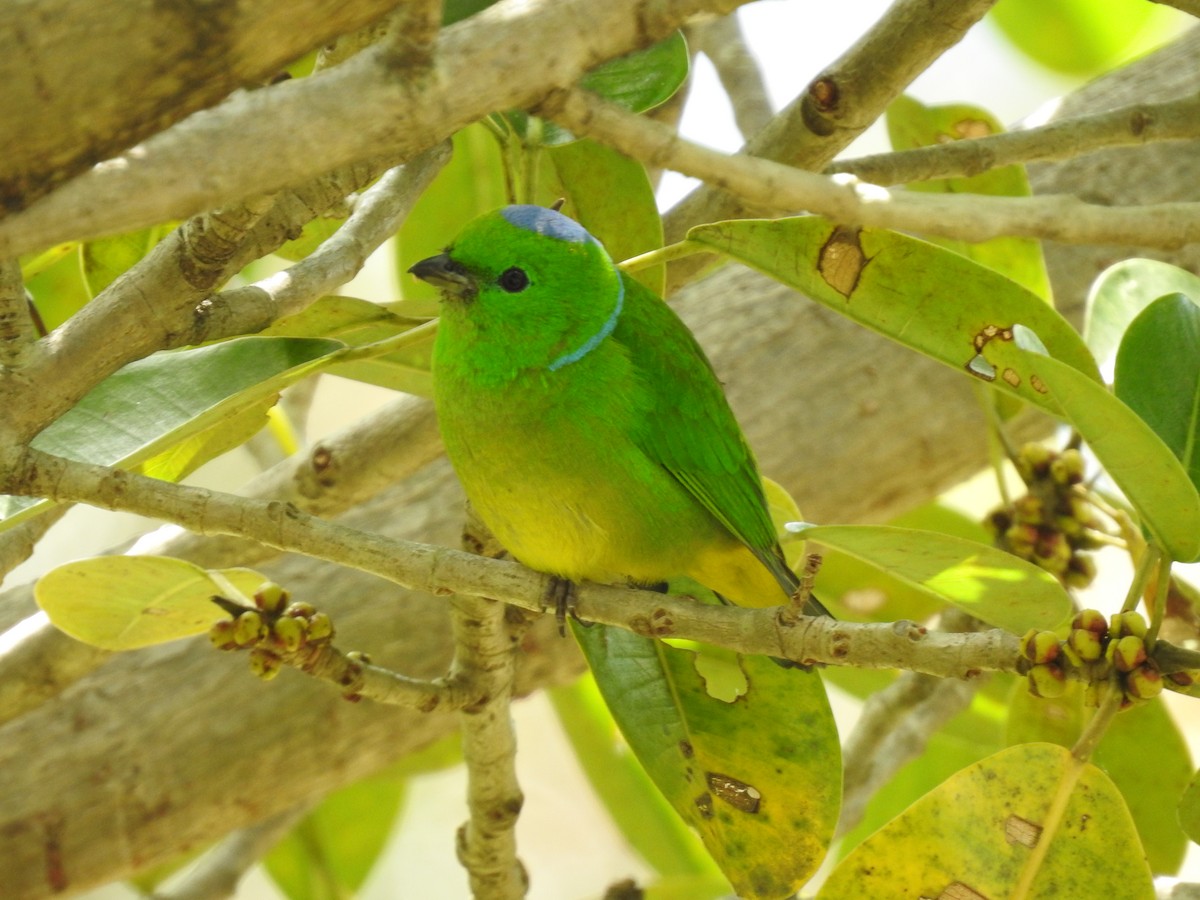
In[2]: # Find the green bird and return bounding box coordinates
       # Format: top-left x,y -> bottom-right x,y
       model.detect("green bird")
410,205 -> 829,619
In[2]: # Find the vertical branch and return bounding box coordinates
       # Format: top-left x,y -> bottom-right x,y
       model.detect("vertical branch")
0,259 -> 37,367
452,519 -> 529,899
689,14 -> 773,140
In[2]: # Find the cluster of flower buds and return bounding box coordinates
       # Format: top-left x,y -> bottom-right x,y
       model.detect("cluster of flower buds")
988,444 -> 1098,588
1019,609 -> 1164,707
208,582 -> 334,681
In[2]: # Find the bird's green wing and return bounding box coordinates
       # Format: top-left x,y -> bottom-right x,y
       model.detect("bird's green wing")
614,275 -> 797,593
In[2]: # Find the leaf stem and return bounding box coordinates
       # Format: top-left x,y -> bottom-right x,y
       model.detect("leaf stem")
1010,684 -> 1122,899
619,240 -> 704,272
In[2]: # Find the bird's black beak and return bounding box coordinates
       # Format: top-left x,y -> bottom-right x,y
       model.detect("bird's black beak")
408,253 -> 476,301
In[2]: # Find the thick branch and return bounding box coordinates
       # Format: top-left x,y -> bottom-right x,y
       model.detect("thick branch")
0,0 -> 405,212
541,88 -> 1200,248
0,0 -> 748,257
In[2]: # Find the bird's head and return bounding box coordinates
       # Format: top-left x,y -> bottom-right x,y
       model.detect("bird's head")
410,205 -> 626,373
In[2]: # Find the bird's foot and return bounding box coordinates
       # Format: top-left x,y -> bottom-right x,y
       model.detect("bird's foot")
542,576 -> 584,637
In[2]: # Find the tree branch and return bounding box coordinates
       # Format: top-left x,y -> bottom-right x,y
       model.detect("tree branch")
0,258 -> 36,366
662,0 -> 1000,288
838,672 -> 980,836
210,141 -> 451,332
689,15 -> 773,140
0,445 -> 1023,678
540,87 -> 1200,248
0,0 -> 404,212
151,805 -> 311,900
0,0 -> 749,258
828,92 -> 1200,185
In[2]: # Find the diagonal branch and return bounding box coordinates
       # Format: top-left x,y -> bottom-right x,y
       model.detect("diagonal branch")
662,0 -> 1000,288
539,87 -> 1200,248
828,92 -> 1200,185
0,0 -> 749,258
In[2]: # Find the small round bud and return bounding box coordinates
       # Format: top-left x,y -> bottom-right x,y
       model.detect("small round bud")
1125,664 -> 1162,701
1050,449 -> 1085,485
1067,627 -> 1103,662
254,582 -> 290,614
1017,443 -> 1053,481
273,616 -> 307,653
307,612 -> 334,641
234,610 -> 265,647
1028,664 -> 1067,699
1110,611 -> 1148,640
1021,629 -> 1061,665
209,619 -> 238,650
284,601 -> 317,619
249,649 -> 283,681
1063,555 -> 1097,589
1111,634 -> 1147,673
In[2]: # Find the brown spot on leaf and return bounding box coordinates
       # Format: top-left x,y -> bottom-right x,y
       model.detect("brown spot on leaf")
1006,814 -> 1042,848
1030,374 -> 1048,394
706,772 -> 762,814
679,740 -> 694,759
819,226 -> 866,298
1002,368 -> 1020,387
694,792 -> 714,819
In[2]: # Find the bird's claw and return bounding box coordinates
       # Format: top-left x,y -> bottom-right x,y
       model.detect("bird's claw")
542,576 -> 584,637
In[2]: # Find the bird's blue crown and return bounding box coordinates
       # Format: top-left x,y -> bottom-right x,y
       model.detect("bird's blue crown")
501,205 -> 598,246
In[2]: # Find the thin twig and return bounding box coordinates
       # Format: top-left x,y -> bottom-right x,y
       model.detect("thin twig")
211,142 -> 451,326
828,93 -> 1200,185
541,87 -> 1200,249
151,805 -> 311,900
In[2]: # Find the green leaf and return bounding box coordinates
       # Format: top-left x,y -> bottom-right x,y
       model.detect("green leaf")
275,216 -> 345,262
81,224 -> 171,298
549,676 -> 722,882
264,295 -> 434,395
1003,683 -> 1189,873
574,624 -> 840,900
1014,339 -> 1200,561
988,0 -> 1166,75
264,773 -> 406,899
0,336 -> 342,529
503,32 -> 689,146
549,139 -> 664,294
821,743 -> 1154,898
1114,293 -> 1200,492
687,218 -> 1100,417
1084,258 -> 1200,378
1179,768 -> 1200,846
395,124 -> 510,316
26,240 -> 90,331
580,31 -> 689,115
35,557 -> 266,650
886,96 -> 1051,301
789,524 -> 1071,633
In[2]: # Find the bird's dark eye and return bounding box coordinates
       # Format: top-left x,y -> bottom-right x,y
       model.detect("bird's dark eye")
498,267 -> 529,293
